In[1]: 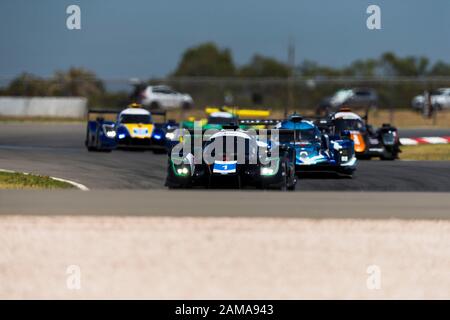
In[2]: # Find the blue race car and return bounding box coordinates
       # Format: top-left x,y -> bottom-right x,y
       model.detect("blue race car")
276,114 -> 357,176
85,104 -> 177,153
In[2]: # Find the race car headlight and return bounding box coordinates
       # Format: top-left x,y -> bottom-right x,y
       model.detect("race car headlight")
260,158 -> 279,176
106,130 -> 116,138
261,167 -> 275,176
171,160 -> 190,177
165,132 -> 176,141
118,133 -> 126,139
154,134 -> 162,140
102,125 -> 116,138
176,167 -> 189,175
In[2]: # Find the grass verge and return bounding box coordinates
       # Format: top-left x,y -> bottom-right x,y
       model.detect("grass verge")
0,171 -> 75,189
400,144 -> 450,161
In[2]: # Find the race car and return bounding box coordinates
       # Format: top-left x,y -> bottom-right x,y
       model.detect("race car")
327,108 -> 400,160
85,103 -> 177,152
275,114 -> 357,176
165,128 -> 297,190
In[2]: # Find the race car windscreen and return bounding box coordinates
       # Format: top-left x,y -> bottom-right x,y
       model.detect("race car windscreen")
207,116 -> 238,125
204,136 -> 255,159
334,119 -> 365,132
277,129 -> 319,143
120,114 -> 152,124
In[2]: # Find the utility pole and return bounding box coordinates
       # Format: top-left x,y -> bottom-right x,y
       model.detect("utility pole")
286,38 -> 295,117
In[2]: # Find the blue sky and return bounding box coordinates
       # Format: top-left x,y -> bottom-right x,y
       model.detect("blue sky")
0,0 -> 448,78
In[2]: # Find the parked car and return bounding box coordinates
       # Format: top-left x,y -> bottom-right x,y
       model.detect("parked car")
318,88 -> 378,114
131,84 -> 194,110
411,88 -> 450,111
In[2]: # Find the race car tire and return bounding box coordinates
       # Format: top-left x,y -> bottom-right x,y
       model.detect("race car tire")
337,167 -> 354,178
380,152 -> 396,161
152,148 -> 167,154
263,163 -> 288,191
287,175 -> 296,191
279,170 -> 288,191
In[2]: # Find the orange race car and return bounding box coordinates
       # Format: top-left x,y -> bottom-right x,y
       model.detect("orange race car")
323,108 -> 400,160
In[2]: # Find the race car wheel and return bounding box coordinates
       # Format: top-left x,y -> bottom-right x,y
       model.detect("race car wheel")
276,163 -> 288,191
380,152 -> 396,161
86,130 -> 97,152
287,176 -> 296,191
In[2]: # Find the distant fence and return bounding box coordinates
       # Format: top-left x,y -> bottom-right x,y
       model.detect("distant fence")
0,97 -> 87,118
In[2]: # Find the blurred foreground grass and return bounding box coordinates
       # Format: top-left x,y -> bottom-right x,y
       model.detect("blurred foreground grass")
400,144 -> 450,161
0,171 -> 74,189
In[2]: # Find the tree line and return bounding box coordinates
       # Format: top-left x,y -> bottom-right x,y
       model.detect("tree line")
1,42 -> 450,108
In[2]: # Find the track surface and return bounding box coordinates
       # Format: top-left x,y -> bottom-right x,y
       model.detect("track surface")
0,123 -> 449,191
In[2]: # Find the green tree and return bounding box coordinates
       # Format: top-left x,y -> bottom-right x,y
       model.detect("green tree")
173,42 -> 235,76
428,61 -> 450,76
344,59 -> 378,77
49,67 -> 105,97
379,52 -> 429,76
6,73 -> 50,96
239,54 -> 291,78
297,60 -> 342,77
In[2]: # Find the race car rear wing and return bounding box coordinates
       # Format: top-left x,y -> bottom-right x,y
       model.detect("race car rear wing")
238,119 -> 282,127
170,127 -> 297,145
87,110 -> 119,122
87,109 -> 167,123
205,106 -> 271,118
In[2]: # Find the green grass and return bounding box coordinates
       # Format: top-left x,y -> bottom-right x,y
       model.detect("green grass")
400,144 -> 450,161
0,171 -> 75,189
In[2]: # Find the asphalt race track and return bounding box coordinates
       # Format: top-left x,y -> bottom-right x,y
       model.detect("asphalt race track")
0,123 -> 449,191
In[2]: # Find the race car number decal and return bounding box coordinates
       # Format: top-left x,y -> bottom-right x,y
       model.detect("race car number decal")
213,161 -> 237,174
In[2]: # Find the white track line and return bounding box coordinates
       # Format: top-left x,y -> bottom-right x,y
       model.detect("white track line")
0,169 -> 89,191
